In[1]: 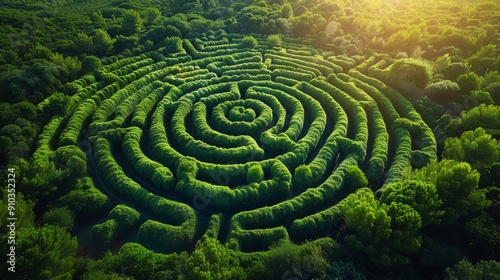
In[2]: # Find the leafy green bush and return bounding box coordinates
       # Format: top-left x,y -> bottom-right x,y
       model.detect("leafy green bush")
164,37 -> 182,53
267,34 -> 282,48
241,35 -> 258,48
81,55 -> 101,73
42,207 -> 75,230
443,128 -> 500,169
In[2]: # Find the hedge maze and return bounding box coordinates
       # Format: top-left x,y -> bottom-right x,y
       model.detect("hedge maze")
39,30 -> 437,254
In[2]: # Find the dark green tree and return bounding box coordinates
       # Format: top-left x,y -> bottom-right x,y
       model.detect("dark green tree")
142,7 -> 162,26
444,259 -> 500,280
0,190 -> 35,229
389,58 -> 433,88
15,225 -> 78,279
320,262 -> 366,280
464,212 -> 500,260
93,29 -> 115,56
72,32 -> 94,55
121,10 -> 143,36
40,92 -> 73,116
165,37 -> 182,53
42,207 -> 75,231
81,55 -> 102,73
15,157 -> 62,200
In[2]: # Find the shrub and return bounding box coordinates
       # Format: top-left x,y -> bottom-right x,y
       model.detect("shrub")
457,72 -> 481,95
292,164 -> 313,192
164,37 -> 182,53
424,80 -> 462,104
388,58 -> 433,88
343,165 -> 368,192
241,36 -> 258,49
442,62 -> 469,80
247,164 -> 264,184
42,207 -> 75,230
267,34 -> 282,48
81,55 -> 101,73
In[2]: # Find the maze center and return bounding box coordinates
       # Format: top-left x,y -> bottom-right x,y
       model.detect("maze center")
44,31 -> 437,253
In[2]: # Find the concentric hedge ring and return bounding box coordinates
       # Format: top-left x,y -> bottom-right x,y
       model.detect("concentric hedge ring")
38,31 -> 437,254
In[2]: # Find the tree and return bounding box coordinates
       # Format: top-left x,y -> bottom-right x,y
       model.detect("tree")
459,104 -> 500,131
40,92 -> 73,116
444,259 -> 500,280
81,270 -> 132,280
443,128 -> 500,170
42,207 -> 75,231
457,72 -> 481,95
265,240 -> 328,279
424,80 -> 462,104
383,202 -> 422,256
379,180 -> 443,225
72,32 -> 94,54
93,29 -> 114,56
343,188 -> 391,244
388,58 -> 433,88
464,212 -> 500,260
314,31 -> 329,49
121,10 -> 143,36
267,34 -> 282,48
281,2 -> 293,19
320,262 -> 366,280
81,55 -> 102,73
180,236 -> 246,280
0,190 -> 35,229
164,37 -> 182,53
15,225 -> 78,279
27,45 -> 52,61
343,188 -> 422,270
54,145 -> 87,178
241,36 -> 258,49
116,243 -> 157,279
15,157 -> 62,200
142,7 -> 162,26
409,159 -> 491,222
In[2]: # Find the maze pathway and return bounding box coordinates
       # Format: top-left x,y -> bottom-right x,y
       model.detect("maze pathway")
36,30 -> 437,254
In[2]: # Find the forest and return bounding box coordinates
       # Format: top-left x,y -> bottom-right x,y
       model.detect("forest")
0,0 -> 499,279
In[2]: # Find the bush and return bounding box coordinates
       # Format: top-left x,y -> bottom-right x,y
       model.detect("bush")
293,164 -> 313,192
424,80 -> 462,104
241,36 -> 258,49
343,165 -> 368,192
267,34 -> 282,48
457,72 -> 481,95
388,58 -> 433,88
165,37 -> 182,53
42,207 -> 75,230
442,62 -> 469,80
81,55 -> 101,73
247,164 -> 264,183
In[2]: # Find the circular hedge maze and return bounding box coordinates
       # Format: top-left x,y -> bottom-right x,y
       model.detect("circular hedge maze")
39,30 -> 438,254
